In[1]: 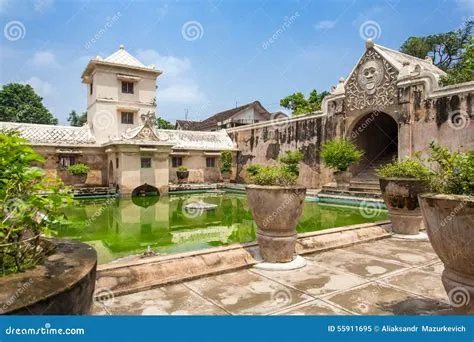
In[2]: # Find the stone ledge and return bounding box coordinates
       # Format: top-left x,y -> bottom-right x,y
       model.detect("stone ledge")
95,221 -> 391,298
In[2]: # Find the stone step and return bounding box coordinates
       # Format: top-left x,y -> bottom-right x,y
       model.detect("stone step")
319,188 -> 382,199
348,186 -> 382,193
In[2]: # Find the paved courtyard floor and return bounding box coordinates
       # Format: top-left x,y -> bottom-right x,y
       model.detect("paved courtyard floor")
93,238 -> 454,315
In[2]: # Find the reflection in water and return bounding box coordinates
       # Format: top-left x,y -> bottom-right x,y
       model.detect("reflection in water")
58,193 -> 387,264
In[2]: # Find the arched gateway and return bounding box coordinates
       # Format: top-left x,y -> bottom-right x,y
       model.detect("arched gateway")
349,112 -> 398,178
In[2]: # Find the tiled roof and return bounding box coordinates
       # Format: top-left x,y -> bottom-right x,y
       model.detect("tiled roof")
158,129 -> 236,150
176,101 -> 270,131
103,45 -> 152,70
374,44 -> 446,77
0,122 -> 96,146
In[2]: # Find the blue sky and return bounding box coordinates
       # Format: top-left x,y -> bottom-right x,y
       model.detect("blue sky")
1,0 -> 473,125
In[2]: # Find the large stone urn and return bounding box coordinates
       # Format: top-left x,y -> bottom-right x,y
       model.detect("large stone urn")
419,194 -> 474,314
379,178 -> 427,235
0,238 -> 97,315
334,170 -> 351,190
245,185 -> 306,263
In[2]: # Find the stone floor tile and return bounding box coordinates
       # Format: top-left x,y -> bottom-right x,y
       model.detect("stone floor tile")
345,239 -> 438,266
252,260 -> 367,297
93,284 -> 227,315
380,269 -> 448,303
272,299 -> 353,315
306,249 -> 409,279
184,269 -> 312,315
325,282 -> 450,315
420,261 -> 444,275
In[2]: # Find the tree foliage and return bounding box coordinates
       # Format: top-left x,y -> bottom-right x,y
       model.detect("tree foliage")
400,19 -> 473,85
0,130 -> 73,275
156,117 -> 174,129
280,89 -> 329,116
67,110 -> 87,127
0,83 -> 58,125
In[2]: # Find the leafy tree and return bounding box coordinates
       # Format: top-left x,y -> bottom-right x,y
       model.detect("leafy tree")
400,19 -> 473,85
400,19 -> 473,71
67,110 -> 87,127
0,83 -> 58,125
156,117 -> 174,129
280,89 -> 329,116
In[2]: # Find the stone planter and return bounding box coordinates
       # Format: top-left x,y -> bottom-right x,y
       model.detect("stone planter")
379,178 -> 427,235
245,185 -> 306,263
0,238 -> 97,315
419,194 -> 474,314
73,174 -> 87,186
176,170 -> 189,181
334,170 -> 351,190
221,171 -> 231,182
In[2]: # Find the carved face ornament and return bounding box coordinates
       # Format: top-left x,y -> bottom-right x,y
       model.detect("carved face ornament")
357,60 -> 383,95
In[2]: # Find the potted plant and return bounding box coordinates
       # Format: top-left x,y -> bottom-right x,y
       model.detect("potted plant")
418,143 -> 474,313
220,151 -> 232,182
376,158 -> 432,235
176,165 -> 189,181
0,131 -> 96,314
245,151 -> 306,263
321,139 -> 363,189
67,163 -> 90,185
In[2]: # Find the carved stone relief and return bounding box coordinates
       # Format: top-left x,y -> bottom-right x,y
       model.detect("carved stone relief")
346,49 -> 398,111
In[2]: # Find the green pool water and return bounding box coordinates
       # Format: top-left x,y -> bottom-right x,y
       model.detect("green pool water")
57,192 -> 388,264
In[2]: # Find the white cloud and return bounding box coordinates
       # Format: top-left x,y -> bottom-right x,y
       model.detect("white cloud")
22,77 -> 55,97
314,20 -> 336,30
135,49 -> 191,77
158,83 -> 206,104
32,51 -> 59,68
34,0 -> 54,13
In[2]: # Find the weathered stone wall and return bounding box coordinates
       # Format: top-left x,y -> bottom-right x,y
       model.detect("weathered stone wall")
228,83 -> 473,189
34,146 -> 108,186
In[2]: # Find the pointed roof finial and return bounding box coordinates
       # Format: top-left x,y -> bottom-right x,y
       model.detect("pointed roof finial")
365,38 -> 374,49
119,44 -> 125,50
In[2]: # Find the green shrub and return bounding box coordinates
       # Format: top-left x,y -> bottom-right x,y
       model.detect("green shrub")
279,150 -> 304,177
320,139 -> 363,171
67,163 -> 90,175
377,159 -> 432,181
247,151 -> 303,186
0,131 -> 73,275
221,151 -> 232,173
428,143 -> 474,195
177,165 -> 188,172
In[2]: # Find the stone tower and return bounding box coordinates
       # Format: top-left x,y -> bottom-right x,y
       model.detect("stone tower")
81,45 -> 162,144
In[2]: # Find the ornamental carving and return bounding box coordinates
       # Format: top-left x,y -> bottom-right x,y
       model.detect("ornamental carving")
346,49 -> 398,111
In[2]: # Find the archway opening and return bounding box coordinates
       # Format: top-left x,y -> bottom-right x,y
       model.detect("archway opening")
350,112 -> 398,178
132,183 -> 159,197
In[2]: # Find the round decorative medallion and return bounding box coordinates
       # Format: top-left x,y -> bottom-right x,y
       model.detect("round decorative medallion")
357,60 -> 383,95
157,132 -> 170,141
